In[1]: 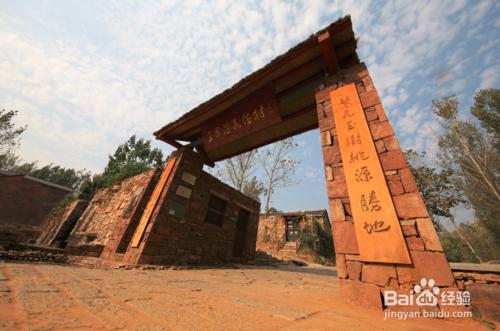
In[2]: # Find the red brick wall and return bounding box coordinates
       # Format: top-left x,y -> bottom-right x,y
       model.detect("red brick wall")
125,148 -> 260,265
316,63 -> 455,309
0,176 -> 70,227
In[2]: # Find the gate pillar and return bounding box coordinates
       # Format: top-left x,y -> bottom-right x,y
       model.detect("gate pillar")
316,63 -> 457,310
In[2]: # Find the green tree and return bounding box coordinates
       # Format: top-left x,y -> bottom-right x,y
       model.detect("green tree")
432,90 -> 499,241
431,89 -> 499,261
242,176 -> 265,202
0,109 -> 27,169
79,135 -> 164,200
404,150 -> 465,230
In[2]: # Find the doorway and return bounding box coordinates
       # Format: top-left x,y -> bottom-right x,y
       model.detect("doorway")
232,209 -> 250,258
286,217 -> 300,242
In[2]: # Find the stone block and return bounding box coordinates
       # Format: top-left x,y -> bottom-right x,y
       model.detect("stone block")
318,114 -> 335,131
361,76 -> 374,91
400,167 -> 418,193
365,109 -> 378,122
361,264 -> 397,287
345,254 -> 366,261
382,136 -> 400,151
416,218 -> 443,251
359,89 -> 380,109
369,121 -> 394,140
339,280 -> 383,310
320,130 -> 332,146
336,254 -> 347,279
346,261 -> 362,280
393,193 -> 429,219
387,179 -> 405,196
327,180 -> 348,199
322,145 -> 341,165
343,202 -> 352,216
405,237 -> 425,250
396,250 -> 454,287
332,222 -> 359,254
401,224 -> 418,237
375,140 -> 386,153
374,104 -> 387,121
332,166 -> 345,181
400,219 -> 415,226
325,166 -> 334,181
380,150 -> 407,171
329,199 -> 345,222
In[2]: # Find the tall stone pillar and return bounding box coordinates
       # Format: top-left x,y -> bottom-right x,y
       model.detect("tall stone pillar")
316,63 -> 456,310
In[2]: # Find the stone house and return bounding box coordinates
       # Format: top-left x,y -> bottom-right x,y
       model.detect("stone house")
38,148 -> 260,264
0,171 -> 72,245
257,210 -> 333,259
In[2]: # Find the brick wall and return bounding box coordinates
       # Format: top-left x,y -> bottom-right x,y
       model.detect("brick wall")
316,63 -> 456,310
124,148 -> 260,265
0,176 -> 70,227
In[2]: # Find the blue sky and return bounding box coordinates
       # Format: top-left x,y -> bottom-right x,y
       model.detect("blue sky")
1,0 -> 499,221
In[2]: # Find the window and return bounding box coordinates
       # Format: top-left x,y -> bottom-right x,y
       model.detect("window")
204,195 -> 227,227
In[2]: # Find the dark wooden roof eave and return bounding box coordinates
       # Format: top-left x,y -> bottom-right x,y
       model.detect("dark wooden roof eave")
154,16 -> 356,144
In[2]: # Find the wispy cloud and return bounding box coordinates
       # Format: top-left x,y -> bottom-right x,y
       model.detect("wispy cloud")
0,0 -> 497,183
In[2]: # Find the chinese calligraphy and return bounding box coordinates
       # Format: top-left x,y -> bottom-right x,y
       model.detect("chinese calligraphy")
355,166 -> 373,182
360,190 -> 381,212
207,105 -> 268,143
363,220 -> 390,234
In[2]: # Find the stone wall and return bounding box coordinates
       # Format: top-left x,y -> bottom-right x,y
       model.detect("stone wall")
66,170 -> 157,256
316,63 -> 456,309
0,175 -> 71,227
37,200 -> 88,247
124,148 -> 260,265
256,215 -> 286,251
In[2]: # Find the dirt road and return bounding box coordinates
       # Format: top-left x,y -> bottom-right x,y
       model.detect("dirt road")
0,261 -> 489,330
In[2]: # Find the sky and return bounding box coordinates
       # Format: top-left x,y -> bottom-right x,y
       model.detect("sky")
1,0 -> 499,221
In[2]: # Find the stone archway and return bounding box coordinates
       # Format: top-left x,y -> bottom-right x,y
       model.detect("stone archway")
140,16 -> 457,309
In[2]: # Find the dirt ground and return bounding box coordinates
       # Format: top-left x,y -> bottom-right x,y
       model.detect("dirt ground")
0,261 -> 493,331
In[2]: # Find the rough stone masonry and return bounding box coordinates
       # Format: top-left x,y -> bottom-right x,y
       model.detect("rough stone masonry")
316,63 -> 457,310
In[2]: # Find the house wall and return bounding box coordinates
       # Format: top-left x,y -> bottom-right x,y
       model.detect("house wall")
0,176 -> 70,227
124,148 -> 260,265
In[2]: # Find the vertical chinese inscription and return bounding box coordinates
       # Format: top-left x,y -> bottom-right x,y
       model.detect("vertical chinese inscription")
330,84 -> 410,264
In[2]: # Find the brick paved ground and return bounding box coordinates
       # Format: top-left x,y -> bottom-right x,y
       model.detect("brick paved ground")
0,261 -> 490,330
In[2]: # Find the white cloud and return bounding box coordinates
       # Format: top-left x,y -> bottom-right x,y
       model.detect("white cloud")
0,0 -> 496,177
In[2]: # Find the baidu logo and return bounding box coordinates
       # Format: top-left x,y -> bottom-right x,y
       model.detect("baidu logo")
412,278 -> 439,306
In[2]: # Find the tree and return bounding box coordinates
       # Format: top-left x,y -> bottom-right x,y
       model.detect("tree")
432,90 -> 499,241
103,135 -> 164,180
260,138 -> 300,215
404,150 -> 465,230
242,176 -> 264,202
79,135 -> 164,200
218,150 -> 259,191
0,109 -> 27,169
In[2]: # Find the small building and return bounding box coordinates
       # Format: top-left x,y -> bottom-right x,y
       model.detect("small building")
0,171 -> 72,245
38,148 -> 260,265
257,210 -> 334,261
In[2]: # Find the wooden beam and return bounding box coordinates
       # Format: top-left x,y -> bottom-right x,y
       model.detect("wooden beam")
161,135 -> 183,149
194,145 -> 215,167
318,31 -> 340,74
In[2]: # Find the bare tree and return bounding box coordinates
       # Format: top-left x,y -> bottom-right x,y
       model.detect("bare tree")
260,138 -> 300,215
217,150 -> 259,191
